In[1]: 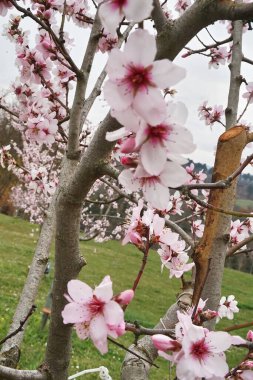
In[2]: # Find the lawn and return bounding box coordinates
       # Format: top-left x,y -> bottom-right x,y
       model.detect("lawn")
0,213 -> 252,379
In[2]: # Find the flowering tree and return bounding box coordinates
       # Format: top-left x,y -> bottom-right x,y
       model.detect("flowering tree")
1,1 -> 253,380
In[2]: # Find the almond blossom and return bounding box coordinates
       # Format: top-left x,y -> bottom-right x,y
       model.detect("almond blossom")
217,295 -> 239,322
104,29 -> 186,126
62,276 -> 128,354
209,46 -> 229,69
242,82 -> 253,104
152,311 -> 233,380
119,161 -> 190,210
134,102 -> 195,175
97,0 -> 153,34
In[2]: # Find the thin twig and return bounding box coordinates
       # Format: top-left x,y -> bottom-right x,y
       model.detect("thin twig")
107,337 -> 159,368
0,305 -> 36,346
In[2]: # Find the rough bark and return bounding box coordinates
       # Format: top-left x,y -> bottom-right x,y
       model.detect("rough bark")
194,127 -> 248,320
0,366 -> 48,380
225,19 -> 243,129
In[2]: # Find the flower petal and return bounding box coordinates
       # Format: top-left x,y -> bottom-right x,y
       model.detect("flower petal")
94,275 -> 113,302
67,279 -> 93,304
103,300 -> 124,325
89,315 -> 108,354
124,29 -> 156,66
152,60 -> 186,88
133,88 -> 167,126
62,303 -> 90,324
123,0 -> 153,22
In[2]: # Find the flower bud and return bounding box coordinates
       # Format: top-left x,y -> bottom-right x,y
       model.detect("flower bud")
115,289 -> 134,306
246,330 -> 253,342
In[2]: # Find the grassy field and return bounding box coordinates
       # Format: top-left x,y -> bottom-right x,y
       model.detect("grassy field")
236,198 -> 253,211
0,213 -> 252,379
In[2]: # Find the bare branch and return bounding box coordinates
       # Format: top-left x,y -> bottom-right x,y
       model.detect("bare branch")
0,366 -> 48,380
125,323 -> 174,338
0,305 -> 36,346
184,36 -> 232,56
242,56 -> 253,65
225,19 -> 243,129
152,0 -> 167,33
67,11 -> 101,157
187,190 -> 253,218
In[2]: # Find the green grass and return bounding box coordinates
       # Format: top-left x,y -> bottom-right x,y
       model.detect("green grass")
236,198 -> 253,210
0,213 -> 253,379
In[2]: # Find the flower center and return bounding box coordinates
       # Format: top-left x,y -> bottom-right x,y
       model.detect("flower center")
145,124 -> 172,145
191,338 -> 209,360
112,0 -> 128,9
88,296 -> 105,315
124,64 -> 153,94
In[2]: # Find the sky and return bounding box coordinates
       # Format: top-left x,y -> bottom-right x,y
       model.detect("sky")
0,8 -> 253,174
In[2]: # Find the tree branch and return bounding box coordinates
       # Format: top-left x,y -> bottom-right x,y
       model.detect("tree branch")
0,366 -> 48,380
226,235 -> 253,257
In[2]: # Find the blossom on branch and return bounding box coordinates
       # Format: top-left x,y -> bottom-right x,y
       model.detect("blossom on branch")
62,276 -> 131,354
104,29 -> 186,126
152,311 -> 233,380
217,295 -> 239,322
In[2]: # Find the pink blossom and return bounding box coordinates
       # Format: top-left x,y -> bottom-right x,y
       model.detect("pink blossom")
104,29 -> 186,126
217,295 -> 239,321
242,82 -> 253,104
98,33 -> 118,54
191,219 -> 204,238
134,102 -> 195,175
97,0 -> 153,34
246,330 -> 253,342
119,161 -> 190,210
175,0 -> 191,14
209,46 -> 229,69
198,102 -> 224,126
165,253 -> 194,278
62,276 -> 125,354
153,312 -> 232,380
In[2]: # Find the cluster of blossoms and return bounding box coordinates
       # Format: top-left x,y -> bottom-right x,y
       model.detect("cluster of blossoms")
229,218 -> 253,246
198,101 -> 224,126
123,201 -> 194,278
3,14 -> 77,146
104,29 -> 195,210
62,276 -> 134,354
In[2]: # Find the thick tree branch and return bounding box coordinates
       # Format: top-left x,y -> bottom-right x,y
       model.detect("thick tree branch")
0,366 -> 48,380
67,11 -> 101,157
225,18 -> 243,129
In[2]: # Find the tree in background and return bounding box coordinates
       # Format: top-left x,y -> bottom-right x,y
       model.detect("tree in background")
1,1 -> 253,379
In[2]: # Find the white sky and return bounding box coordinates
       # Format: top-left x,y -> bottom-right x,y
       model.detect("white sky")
0,9 -> 253,173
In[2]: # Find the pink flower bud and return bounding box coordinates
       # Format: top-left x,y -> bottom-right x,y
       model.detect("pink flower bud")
152,334 -> 181,352
120,136 -> 136,153
120,156 -> 137,167
246,330 -> 253,342
129,231 -> 142,245
116,289 -> 134,306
